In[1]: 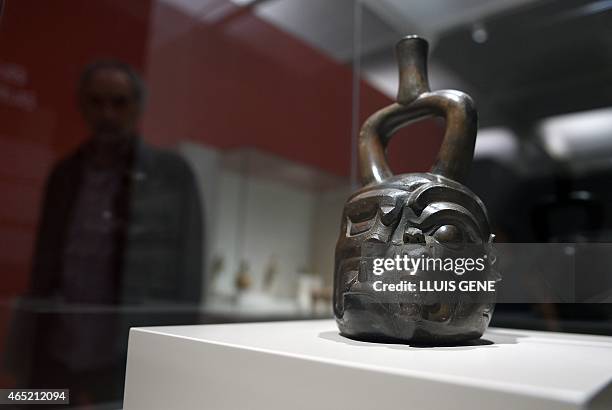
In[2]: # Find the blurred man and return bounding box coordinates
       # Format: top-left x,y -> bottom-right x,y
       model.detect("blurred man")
25,61 -> 203,406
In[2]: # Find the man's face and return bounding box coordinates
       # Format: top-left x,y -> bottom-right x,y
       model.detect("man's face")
80,68 -> 140,143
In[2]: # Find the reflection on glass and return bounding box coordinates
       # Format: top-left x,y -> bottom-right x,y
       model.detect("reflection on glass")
11,61 -> 203,405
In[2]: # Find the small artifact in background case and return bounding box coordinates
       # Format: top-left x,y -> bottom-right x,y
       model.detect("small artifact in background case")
334,35 -> 499,345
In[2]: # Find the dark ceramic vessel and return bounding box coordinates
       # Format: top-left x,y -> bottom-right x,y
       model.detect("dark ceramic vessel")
334,36 -> 499,345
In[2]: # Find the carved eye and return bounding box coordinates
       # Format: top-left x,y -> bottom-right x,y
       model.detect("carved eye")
349,219 -> 376,235
433,224 -> 464,248
346,199 -> 379,236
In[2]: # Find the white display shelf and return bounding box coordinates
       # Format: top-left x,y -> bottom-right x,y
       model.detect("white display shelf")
123,320 -> 612,410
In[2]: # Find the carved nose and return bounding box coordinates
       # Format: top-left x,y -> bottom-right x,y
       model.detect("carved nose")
403,227 -> 425,244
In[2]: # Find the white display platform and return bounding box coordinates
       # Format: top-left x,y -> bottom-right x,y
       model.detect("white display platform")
123,319 -> 612,410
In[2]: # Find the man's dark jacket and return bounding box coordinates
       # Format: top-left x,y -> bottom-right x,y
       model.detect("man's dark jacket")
11,138 -> 205,385
30,138 -> 204,305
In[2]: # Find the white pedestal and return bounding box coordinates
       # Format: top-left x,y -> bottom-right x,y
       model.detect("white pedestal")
123,319 -> 612,410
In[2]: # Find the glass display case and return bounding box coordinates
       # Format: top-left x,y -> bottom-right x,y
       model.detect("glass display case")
1,0 -> 612,408
179,144 -> 348,315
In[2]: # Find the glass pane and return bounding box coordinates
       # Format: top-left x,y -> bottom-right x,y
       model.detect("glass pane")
0,0 -> 388,406
352,0 -> 612,335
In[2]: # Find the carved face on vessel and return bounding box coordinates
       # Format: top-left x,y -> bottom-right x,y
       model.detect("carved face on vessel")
333,36 -> 499,344
334,173 -> 497,343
